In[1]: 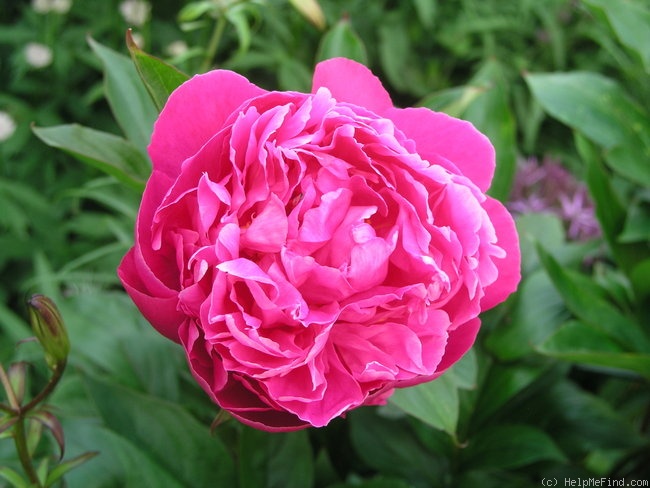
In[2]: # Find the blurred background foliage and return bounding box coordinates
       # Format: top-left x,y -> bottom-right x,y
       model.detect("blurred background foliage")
1,0 -> 649,486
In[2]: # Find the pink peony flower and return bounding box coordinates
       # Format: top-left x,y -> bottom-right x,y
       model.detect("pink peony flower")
118,58 -> 521,431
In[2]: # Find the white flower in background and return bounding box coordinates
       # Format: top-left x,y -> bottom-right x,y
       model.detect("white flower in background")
166,40 -> 188,57
32,0 -> 72,14
51,0 -> 72,14
32,0 -> 51,13
0,111 -> 17,142
119,0 -> 151,27
24,43 -> 53,69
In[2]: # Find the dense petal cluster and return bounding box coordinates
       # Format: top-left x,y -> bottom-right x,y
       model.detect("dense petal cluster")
118,58 -> 520,431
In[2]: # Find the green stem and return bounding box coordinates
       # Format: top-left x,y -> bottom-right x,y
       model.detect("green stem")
200,13 -> 227,73
13,417 -> 42,487
5,362 -> 66,487
22,361 -> 65,413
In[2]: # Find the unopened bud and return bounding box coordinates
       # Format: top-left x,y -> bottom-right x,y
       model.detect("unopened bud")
289,0 -> 326,30
7,362 -> 28,405
27,295 -> 70,369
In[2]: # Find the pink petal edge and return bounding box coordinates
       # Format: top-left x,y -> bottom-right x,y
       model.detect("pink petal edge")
480,197 -> 521,310
312,58 -> 394,115
387,107 -> 496,193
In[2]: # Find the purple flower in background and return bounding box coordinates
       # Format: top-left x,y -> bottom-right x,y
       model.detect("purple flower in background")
509,156 -> 601,240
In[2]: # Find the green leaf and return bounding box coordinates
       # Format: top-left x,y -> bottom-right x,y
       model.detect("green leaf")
0,178 -> 53,238
630,258 -> 650,301
60,420 -> 187,487
30,410 -> 65,460
328,478 -> 412,488
577,136 -> 627,256
461,424 -> 566,470
83,375 -> 236,488
457,469 -> 534,488
447,347 -> 477,390
536,244 -> 650,352
45,451 -> 99,488
225,3 -> 257,55
88,36 -> 158,156
377,14 -> 427,96
538,320 -> 650,379
126,30 -> 189,112
547,380 -> 645,454
32,124 -> 149,191
317,18 -> 368,64
525,71 -> 650,187
267,431 -> 314,488
55,291 -> 183,399
412,0 -> 437,28
485,270 -> 569,361
238,428 -> 314,488
389,373 -> 458,436
419,86 -> 486,119
463,60 -> 517,201
619,201 -> 650,243
578,134 -> 649,294
178,1 -> 216,22
471,363 -> 547,428
0,301 -> 31,345
349,408 -> 446,487
0,467 -> 29,488
515,213 -> 566,275
277,57 -> 312,92
584,0 -> 650,73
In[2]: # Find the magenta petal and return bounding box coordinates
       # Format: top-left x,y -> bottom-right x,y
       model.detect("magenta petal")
215,377 -> 309,431
118,249 -> 183,342
299,188 -> 352,242
387,107 -> 495,192
241,194 -> 288,252
269,345 -> 365,427
216,258 -> 274,285
312,58 -> 393,115
347,236 -> 393,291
149,70 -> 266,178
479,197 -> 521,310
435,317 -> 481,373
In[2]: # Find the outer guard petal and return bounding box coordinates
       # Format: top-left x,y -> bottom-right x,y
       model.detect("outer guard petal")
387,107 -> 495,193
312,58 -> 393,114
149,70 -> 266,177
480,197 -> 521,310
118,249 -> 183,342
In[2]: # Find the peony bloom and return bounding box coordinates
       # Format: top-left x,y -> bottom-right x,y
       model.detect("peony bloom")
118,58 -> 520,431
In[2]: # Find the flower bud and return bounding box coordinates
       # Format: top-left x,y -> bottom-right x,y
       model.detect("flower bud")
7,362 -> 28,405
289,0 -> 326,30
27,295 -> 70,370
